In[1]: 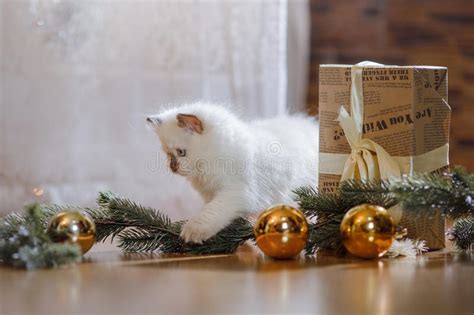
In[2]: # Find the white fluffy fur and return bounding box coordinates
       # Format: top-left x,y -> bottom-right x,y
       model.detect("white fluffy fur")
147,102 -> 318,243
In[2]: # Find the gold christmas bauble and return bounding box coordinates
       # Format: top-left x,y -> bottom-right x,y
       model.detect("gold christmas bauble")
47,211 -> 96,254
254,204 -> 308,259
340,204 -> 396,259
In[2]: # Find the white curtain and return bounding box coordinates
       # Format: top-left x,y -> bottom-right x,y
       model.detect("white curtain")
0,0 -> 309,218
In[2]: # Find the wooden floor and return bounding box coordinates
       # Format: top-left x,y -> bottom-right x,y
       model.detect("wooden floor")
0,244 -> 473,315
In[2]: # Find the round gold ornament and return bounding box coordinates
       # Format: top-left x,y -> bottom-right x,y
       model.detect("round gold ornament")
47,211 -> 96,254
340,204 -> 396,259
254,204 -> 308,259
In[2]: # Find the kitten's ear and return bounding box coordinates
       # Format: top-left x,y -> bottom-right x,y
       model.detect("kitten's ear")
176,114 -> 204,134
146,115 -> 162,126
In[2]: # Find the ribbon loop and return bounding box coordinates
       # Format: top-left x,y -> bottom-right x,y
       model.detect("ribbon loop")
337,62 -> 401,182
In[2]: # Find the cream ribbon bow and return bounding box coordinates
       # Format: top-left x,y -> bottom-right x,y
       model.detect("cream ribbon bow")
338,61 -> 401,182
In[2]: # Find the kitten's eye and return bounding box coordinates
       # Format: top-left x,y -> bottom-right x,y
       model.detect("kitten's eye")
176,148 -> 186,157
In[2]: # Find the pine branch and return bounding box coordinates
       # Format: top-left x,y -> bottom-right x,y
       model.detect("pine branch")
293,186 -> 348,219
87,191 -> 137,242
339,180 -> 397,208
118,218 -> 253,255
95,192 -> 181,242
97,190 -> 117,208
447,217 -> 474,251
391,167 -> 474,219
305,219 -> 344,255
118,228 -> 180,252
95,192 -> 255,254
0,212 -> 26,239
177,217 -> 254,255
109,198 -> 179,234
94,191 -> 173,242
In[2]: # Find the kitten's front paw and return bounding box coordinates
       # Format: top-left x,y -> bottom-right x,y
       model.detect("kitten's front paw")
180,219 -> 217,244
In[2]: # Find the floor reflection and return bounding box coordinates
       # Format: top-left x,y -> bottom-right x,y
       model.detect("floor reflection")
82,243 -> 472,273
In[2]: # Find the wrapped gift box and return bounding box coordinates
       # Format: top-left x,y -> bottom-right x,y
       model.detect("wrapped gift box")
318,62 -> 451,249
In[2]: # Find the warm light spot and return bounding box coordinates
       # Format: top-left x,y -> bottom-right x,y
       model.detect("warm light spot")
282,235 -> 289,243
368,236 -> 374,242
281,222 -> 288,229
33,187 -> 44,197
367,222 -> 374,229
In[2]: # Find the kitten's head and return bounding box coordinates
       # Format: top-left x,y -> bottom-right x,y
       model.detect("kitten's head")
147,112 -> 204,176
147,103 -> 235,177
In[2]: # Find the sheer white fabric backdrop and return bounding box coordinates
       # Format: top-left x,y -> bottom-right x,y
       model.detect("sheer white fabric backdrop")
0,0 -> 309,217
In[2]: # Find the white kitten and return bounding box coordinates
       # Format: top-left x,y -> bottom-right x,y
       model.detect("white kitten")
147,102 -> 318,243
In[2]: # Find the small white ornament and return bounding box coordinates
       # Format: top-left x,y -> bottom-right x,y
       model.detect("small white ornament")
386,238 -> 428,258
